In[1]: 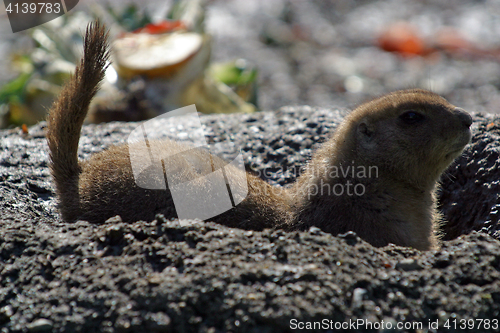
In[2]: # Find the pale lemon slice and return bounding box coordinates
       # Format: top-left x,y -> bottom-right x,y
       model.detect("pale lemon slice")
112,32 -> 203,79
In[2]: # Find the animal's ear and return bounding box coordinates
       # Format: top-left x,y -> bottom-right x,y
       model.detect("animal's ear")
357,121 -> 376,150
357,121 -> 373,138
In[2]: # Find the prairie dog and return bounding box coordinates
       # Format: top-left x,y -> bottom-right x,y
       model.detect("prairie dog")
287,89 -> 472,250
47,22 -> 472,250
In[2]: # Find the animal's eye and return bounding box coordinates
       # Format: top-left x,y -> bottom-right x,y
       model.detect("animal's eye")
399,111 -> 425,124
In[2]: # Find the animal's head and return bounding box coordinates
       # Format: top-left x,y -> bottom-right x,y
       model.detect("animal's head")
345,89 -> 472,188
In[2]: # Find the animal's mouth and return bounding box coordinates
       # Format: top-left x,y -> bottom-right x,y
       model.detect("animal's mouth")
445,148 -> 465,160
445,129 -> 472,160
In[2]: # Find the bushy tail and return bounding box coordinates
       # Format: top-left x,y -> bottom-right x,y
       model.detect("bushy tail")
46,21 -> 110,221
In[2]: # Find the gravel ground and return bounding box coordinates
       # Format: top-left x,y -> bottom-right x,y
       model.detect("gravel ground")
1,106 -> 500,332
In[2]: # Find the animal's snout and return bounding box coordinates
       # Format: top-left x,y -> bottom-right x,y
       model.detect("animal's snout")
454,107 -> 472,128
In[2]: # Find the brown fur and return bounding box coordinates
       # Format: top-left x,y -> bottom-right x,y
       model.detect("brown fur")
46,21 -> 110,223
47,22 -> 472,251
286,90 -> 472,250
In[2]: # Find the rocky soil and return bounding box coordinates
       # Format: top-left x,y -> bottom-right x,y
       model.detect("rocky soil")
1,106 -> 500,333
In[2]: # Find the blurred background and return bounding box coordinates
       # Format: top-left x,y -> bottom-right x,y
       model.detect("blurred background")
1,0 -> 500,127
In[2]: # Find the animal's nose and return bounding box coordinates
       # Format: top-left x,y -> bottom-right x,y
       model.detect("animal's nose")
454,107 -> 472,128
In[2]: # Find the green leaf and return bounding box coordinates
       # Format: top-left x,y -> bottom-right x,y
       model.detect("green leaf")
0,72 -> 31,105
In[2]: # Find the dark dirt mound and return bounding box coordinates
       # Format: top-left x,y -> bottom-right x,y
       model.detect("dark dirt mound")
1,106 -> 500,332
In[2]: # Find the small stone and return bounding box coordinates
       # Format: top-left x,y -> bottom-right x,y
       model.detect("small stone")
105,215 -> 122,223
338,231 -> 359,245
0,305 -> 13,317
145,312 -> 171,332
155,214 -> 167,224
104,224 -> 126,244
352,288 -> 367,308
27,318 -> 53,332
380,317 -> 398,332
0,305 -> 13,324
396,258 -> 422,271
308,226 -> 322,235
378,271 -> 389,280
